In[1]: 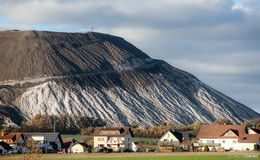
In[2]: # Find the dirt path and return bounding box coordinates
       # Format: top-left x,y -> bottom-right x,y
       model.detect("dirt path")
2,152 -> 260,160
0,60 -> 161,86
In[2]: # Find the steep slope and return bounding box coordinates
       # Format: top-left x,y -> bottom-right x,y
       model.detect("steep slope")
0,30 -> 259,127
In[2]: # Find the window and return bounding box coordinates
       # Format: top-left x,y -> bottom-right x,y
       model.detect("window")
233,140 -> 237,143
222,140 -> 225,143
206,140 -> 214,144
98,138 -> 105,141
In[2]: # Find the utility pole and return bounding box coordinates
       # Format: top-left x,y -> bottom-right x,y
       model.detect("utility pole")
53,118 -> 56,133
91,25 -> 94,32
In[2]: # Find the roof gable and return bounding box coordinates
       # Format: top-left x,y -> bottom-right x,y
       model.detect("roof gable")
221,129 -> 239,138
71,142 -> 88,148
160,130 -> 183,142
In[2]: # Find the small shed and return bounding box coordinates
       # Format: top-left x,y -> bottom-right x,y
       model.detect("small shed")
70,142 -> 88,153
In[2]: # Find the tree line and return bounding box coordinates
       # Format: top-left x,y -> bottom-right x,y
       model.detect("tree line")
13,114 -> 106,134
1,116 -> 260,136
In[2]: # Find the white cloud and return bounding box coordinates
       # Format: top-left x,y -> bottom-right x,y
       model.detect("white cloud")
173,59 -> 260,74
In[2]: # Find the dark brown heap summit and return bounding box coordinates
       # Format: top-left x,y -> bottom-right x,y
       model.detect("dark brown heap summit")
0,30 -> 148,82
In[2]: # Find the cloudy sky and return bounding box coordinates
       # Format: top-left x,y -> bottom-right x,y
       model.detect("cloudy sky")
0,0 -> 259,113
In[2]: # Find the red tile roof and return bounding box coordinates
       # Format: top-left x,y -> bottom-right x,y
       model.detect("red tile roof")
238,134 -> 260,143
0,132 -> 23,144
197,124 -> 260,143
196,125 -> 247,139
93,127 -> 132,137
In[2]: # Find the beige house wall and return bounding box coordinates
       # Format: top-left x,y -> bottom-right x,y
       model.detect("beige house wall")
94,136 -> 108,148
94,132 -> 133,150
159,131 -> 180,144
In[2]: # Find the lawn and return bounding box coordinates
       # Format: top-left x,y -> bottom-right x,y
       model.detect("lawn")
132,137 -> 159,143
39,155 -> 260,160
3,153 -> 260,160
61,134 -> 84,142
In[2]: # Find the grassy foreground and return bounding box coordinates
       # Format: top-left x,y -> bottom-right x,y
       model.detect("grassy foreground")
38,155 -> 260,160
2,153 -> 260,160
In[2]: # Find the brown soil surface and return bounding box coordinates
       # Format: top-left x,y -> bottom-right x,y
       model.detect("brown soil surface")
0,30 -> 148,82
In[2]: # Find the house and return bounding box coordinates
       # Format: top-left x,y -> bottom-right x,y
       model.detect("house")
62,138 -> 76,153
158,130 -> 183,146
70,142 -> 88,153
0,132 -> 27,153
23,132 -> 63,153
0,142 -> 13,154
196,124 -> 260,151
158,130 -> 193,152
93,127 -> 133,151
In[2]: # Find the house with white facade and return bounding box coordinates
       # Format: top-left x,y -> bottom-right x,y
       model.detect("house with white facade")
196,124 -> 260,151
93,127 -> 133,151
70,142 -> 88,153
62,138 -> 75,153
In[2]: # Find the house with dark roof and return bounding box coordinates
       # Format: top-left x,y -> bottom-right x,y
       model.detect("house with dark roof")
62,138 -> 76,153
23,132 -> 63,153
0,132 -> 27,153
0,142 -> 13,154
158,130 -> 193,152
158,130 -> 183,146
70,142 -> 89,153
196,124 -> 260,151
93,127 -> 133,151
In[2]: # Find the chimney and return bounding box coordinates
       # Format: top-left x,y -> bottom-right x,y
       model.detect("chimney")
1,131 -> 5,136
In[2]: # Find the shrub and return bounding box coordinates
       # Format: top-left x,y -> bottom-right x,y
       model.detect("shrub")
254,144 -> 260,151
204,145 -> 209,152
174,147 -> 186,152
211,147 -> 217,152
87,146 -> 92,153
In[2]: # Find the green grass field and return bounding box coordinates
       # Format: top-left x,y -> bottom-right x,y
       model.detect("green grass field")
132,137 -> 159,143
61,134 -> 83,142
39,155 -> 260,160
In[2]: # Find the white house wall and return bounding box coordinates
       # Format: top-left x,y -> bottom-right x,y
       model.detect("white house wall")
124,132 -> 132,150
199,138 -> 256,151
